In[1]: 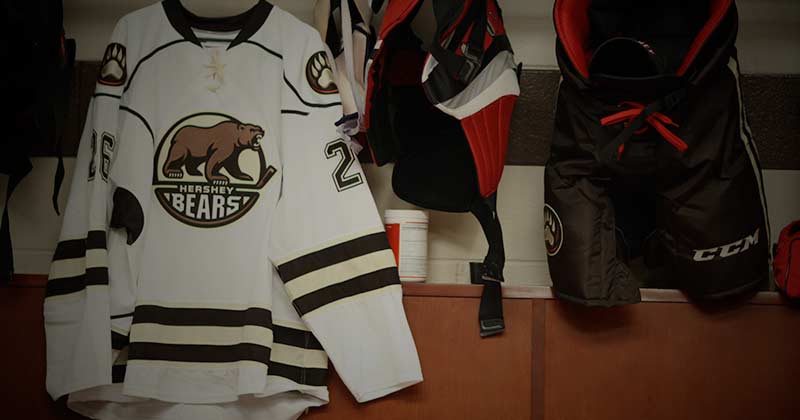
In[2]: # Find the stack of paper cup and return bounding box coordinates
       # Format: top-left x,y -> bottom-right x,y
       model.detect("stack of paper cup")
384,209 -> 429,282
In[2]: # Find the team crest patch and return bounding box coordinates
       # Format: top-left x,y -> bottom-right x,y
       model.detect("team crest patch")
306,51 -> 337,94
544,204 -> 563,257
153,113 -> 277,228
98,43 -> 127,86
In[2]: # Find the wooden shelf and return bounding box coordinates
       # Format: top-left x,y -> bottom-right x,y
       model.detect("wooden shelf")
2,276 -> 798,420
6,274 -> 788,306
401,282 -> 788,305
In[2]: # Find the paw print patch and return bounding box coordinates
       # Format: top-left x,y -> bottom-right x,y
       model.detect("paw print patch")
98,43 -> 127,86
305,51 -> 337,95
544,204 -> 563,257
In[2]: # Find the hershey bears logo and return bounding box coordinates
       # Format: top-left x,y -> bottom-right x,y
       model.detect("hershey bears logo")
98,43 -> 127,86
306,51 -> 337,94
153,113 -> 277,228
544,204 -> 563,257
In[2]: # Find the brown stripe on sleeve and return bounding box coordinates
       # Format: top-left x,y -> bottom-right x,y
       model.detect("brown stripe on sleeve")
292,266 -> 399,316
277,232 -> 391,283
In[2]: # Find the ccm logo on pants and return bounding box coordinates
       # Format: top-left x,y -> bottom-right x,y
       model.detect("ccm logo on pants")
693,229 -> 760,262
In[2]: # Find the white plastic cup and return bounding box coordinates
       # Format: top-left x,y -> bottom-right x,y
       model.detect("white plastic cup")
384,209 -> 429,282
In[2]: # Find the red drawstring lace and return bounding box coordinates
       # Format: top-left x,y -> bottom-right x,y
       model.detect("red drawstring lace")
600,101 -> 688,159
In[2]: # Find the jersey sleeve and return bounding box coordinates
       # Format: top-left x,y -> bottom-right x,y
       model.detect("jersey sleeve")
44,19 -> 129,399
269,23 -> 422,402
103,68 -> 155,368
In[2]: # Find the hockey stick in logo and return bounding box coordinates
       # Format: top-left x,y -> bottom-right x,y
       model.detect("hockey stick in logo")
256,146 -> 277,188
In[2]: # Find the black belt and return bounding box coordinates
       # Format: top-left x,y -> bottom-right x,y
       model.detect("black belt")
470,193 -> 505,337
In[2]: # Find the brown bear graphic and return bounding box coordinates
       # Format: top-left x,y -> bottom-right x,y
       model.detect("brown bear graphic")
163,120 -> 264,185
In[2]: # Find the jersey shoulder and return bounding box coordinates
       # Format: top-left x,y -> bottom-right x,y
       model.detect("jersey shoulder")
115,1 -> 171,38
256,5 -> 325,57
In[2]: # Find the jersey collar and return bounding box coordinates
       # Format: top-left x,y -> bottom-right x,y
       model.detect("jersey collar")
163,0 -> 273,49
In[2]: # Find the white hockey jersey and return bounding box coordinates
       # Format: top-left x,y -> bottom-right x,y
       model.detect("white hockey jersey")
43,1 -> 422,419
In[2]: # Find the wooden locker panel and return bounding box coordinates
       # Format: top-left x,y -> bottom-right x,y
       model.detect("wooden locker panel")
0,285 -> 85,420
306,295 -> 535,420
543,300 -> 800,420
5,280 -> 797,420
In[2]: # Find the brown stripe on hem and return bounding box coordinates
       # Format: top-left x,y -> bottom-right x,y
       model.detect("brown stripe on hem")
52,239 -> 87,261
86,267 -> 109,286
292,267 -> 399,316
269,361 -> 328,387
278,232 -> 390,283
86,230 -> 107,249
112,364 -> 127,384
132,305 -> 272,329
112,330 -> 129,350
51,231 -> 106,261
273,325 -> 323,350
45,275 -> 86,297
127,342 -> 272,365
45,273 -> 108,298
